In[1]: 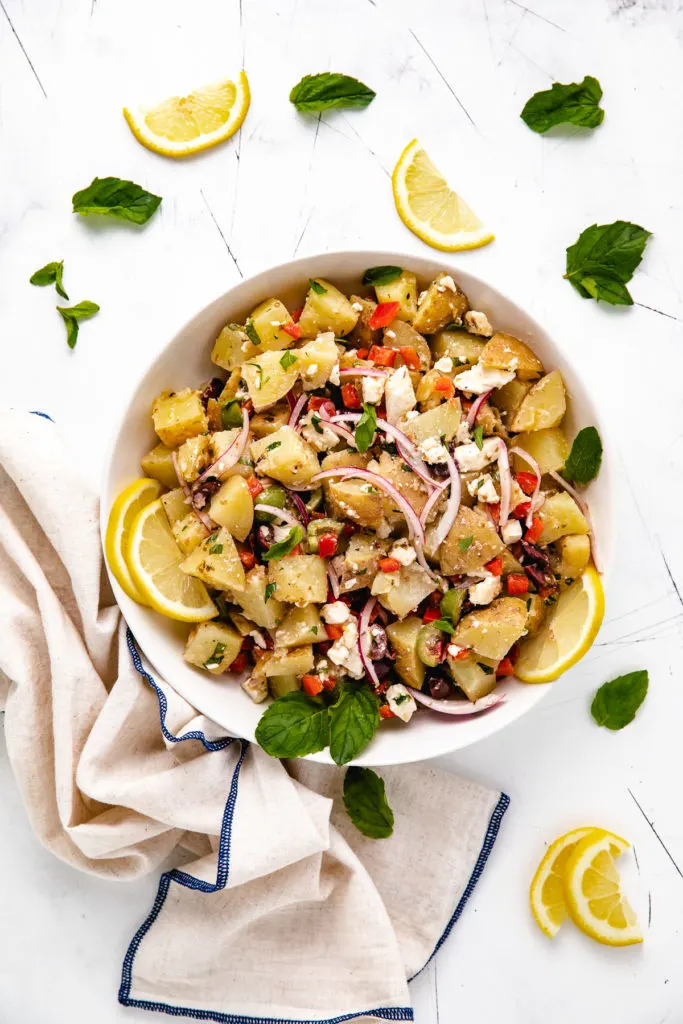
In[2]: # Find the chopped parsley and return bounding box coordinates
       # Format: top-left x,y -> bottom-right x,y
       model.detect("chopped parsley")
458,535 -> 474,553
472,425 -> 484,450
309,279 -> 327,295
245,320 -> 261,345
280,351 -> 298,371
264,582 -> 277,602
311,414 -> 324,434
203,642 -> 227,669
266,441 -> 282,452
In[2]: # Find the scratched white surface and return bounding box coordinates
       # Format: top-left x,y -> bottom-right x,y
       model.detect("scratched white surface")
1,0 -> 683,1021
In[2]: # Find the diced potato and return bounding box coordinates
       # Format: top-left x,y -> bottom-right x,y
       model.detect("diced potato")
374,270 -> 418,322
210,475 -> 254,542
453,597 -> 528,661
511,428 -> 570,475
212,323 -> 256,370
343,532 -> 390,580
386,616 -> 425,690
269,674 -> 302,698
242,675 -> 269,704
176,434 -> 212,483
439,506 -> 504,575
509,370 -> 566,433
297,333 -> 339,390
141,443 -> 179,490
538,492 -> 590,545
448,654 -> 498,701
298,279 -> 359,338
242,351 -> 299,412
479,332 -> 543,381
180,527 -> 246,592
320,449 -> 369,520
403,398 -> 462,445
430,328 -> 486,367
326,478 -> 384,529
228,611 -> 255,636
491,378 -> 532,423
416,369 -> 450,411
184,621 -> 243,674
413,274 -> 469,334
377,563 -> 435,618
501,546 -> 524,575
248,298 -> 295,352
250,402 -> 290,439
274,605 -> 323,647
217,368 -> 243,405
382,319 -> 431,370
230,566 -> 286,629
376,451 -> 430,522
348,295 -> 381,347
252,645 -> 315,683
476,402 -> 506,438
524,593 -> 546,635
554,534 -> 591,584
161,488 -> 189,526
172,512 -> 210,555
268,555 -> 328,606
152,388 -> 208,447
251,425 -> 320,488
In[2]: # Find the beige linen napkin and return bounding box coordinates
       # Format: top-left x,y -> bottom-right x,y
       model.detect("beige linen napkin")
0,409 -> 509,1023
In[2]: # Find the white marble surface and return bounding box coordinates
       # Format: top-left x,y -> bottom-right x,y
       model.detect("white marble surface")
2,0 -> 683,1020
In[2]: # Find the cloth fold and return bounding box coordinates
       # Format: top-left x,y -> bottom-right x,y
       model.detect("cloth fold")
0,410 -> 509,1023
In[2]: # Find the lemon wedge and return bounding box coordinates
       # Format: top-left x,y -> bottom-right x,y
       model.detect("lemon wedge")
105,478 -> 163,604
530,826 -> 601,937
515,566 -> 604,684
126,499 -> 217,621
564,829 -> 643,946
123,72 -> 250,158
392,138 -> 494,251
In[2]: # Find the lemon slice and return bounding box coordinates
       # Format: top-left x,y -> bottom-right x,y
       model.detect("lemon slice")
105,478 -> 163,604
392,138 -> 494,251
126,499 -> 217,621
564,829 -> 643,946
123,72 -> 250,158
515,566 -> 604,684
530,827 -> 601,937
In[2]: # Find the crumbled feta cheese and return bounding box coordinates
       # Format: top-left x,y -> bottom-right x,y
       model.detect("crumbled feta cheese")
455,421 -> 470,444
342,576 -> 358,591
468,575 -> 502,606
327,617 -> 364,678
419,436 -> 449,464
351,302 -> 364,313
362,374 -> 386,405
300,412 -> 339,452
376,518 -> 393,539
447,643 -> 466,659
467,473 -> 499,504
384,366 -> 416,424
404,410 -> 420,422
434,356 -> 453,373
464,310 -> 494,337
439,274 -> 457,293
386,683 -> 417,723
322,601 -> 350,625
306,363 -> 318,377
454,364 -> 515,395
385,329 -> 396,339
241,675 -> 268,704
501,519 -> 523,545
389,538 -> 416,566
329,362 -> 340,386
453,437 -> 499,472
418,290 -> 427,304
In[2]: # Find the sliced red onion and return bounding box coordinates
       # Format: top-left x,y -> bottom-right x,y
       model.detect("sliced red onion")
406,687 -> 505,715
312,467 -> 425,546
332,413 -> 442,491
285,488 -> 310,527
358,596 -> 381,689
497,439 -> 512,528
195,408 -> 250,488
428,451 -> 461,552
254,504 -> 300,529
325,421 -> 357,448
288,392 -> 308,429
419,478 -> 450,527
508,445 -> 543,527
549,470 -> 602,573
338,367 -> 388,379
466,389 -> 493,430
171,451 -> 213,532
326,559 -> 340,599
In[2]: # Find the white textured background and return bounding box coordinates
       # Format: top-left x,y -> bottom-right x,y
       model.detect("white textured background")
1,0 -> 683,1021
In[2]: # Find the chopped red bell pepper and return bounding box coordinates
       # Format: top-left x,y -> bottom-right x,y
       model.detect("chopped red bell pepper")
496,656 -> 515,677
240,636 -> 255,651
286,544 -> 304,557
324,623 -> 344,641
451,646 -> 470,661
322,675 -> 337,691
341,383 -> 362,409
428,590 -> 442,606
539,585 -> 556,601
229,652 -> 249,673
434,377 -> 455,398
525,516 -> 544,544
516,471 -> 538,496
369,301 -> 400,330
342,522 -> 359,536
318,533 -> 338,558
423,606 -> 441,623
356,348 -> 369,359
378,556 -> 401,573
399,346 -> 421,370
379,705 -> 396,719
238,549 -> 256,570
281,322 -> 301,340
308,396 -> 336,419
246,475 -> 264,499
291,307 -> 303,323
507,573 -> 529,595
512,501 -> 532,520
302,674 -> 324,696
368,345 -> 397,367
488,502 -> 501,526
485,557 -> 503,576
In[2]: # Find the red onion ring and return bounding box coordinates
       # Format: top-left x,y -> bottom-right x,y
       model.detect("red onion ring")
406,687 -> 505,715
428,451 -> 461,552
171,451 -> 213,532
332,413 -> 442,491
466,389 -> 493,430
338,367 -> 388,379
326,560 -> 341,599
508,446 -> 543,527
285,488 -> 310,527
497,439 -> 512,528
312,467 -> 425,545
194,408 -> 250,488
549,470 -> 601,573
254,504 -> 301,529
358,596 -> 381,689
288,392 -> 308,429
419,478 -> 450,528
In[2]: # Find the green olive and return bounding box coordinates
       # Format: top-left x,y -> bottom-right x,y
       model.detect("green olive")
305,488 -> 324,512
440,588 -> 466,624
254,484 -> 287,523
221,400 -> 243,429
416,624 -> 443,667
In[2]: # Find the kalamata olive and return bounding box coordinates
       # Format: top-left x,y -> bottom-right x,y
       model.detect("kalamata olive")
257,525 -> 275,548
520,540 -> 550,567
429,677 -> 452,700
373,659 -> 393,683
526,564 -> 548,589
191,477 -> 221,510
369,623 -> 389,660
201,377 -> 225,408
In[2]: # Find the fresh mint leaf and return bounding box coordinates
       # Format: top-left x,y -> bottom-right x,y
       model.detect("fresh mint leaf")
245,320 -> 261,346
458,535 -> 474,553
279,351 -> 297,371
354,402 -> 377,454
472,425 -> 484,450
255,691 -> 330,758
203,642 -> 227,669
56,300 -> 100,349
591,670 -> 648,730
290,73 -> 376,113
72,177 -> 161,225
564,426 -> 603,484
343,766 -> 394,839
362,266 -> 402,287
564,221 -> 651,306
262,525 -> 304,561
329,680 -> 380,766
521,76 -> 604,134
264,582 -> 277,602
30,260 -> 68,299
431,619 -> 455,635
308,278 -> 327,295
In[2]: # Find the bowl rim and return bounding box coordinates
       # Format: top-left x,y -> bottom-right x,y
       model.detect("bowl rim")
101,248 -> 614,766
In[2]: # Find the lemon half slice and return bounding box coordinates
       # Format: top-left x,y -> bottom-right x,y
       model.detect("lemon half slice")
123,72 -> 250,158
530,827 -> 601,937
515,566 -> 605,684
392,138 -> 494,251
105,478 -> 163,604
564,829 -> 643,946
126,499 -> 217,621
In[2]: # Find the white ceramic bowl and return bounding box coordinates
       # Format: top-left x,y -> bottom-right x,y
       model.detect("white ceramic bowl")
101,251 -> 613,766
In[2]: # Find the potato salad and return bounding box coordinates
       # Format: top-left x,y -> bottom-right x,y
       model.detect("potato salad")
133,266 -> 600,757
